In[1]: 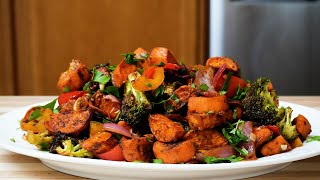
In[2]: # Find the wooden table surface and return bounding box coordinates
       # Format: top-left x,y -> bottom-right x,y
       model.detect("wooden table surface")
0,96 -> 319,179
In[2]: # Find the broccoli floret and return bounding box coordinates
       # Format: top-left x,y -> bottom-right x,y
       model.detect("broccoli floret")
119,73 -> 152,133
49,131 -> 92,158
277,107 -> 298,142
25,131 -> 53,151
242,77 -> 279,126
56,139 -> 93,158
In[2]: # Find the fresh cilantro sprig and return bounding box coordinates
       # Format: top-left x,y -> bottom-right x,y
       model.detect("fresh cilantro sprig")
92,68 -> 110,85
121,53 -> 140,65
205,155 -> 243,164
232,85 -> 248,100
28,99 -> 57,121
102,86 -> 120,98
199,83 -> 209,91
222,120 -> 248,156
220,72 -> 233,92
152,159 -> 163,164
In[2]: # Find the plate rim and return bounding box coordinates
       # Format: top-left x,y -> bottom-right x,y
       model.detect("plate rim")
0,100 -> 320,172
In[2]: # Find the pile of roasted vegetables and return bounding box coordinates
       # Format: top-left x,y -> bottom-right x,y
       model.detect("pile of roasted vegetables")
20,47 -> 312,164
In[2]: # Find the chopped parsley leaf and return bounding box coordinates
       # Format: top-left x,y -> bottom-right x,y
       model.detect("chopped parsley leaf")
63,86 -> 71,93
220,72 -> 233,92
199,83 -> 209,91
121,52 -> 140,65
92,68 -> 110,85
155,85 -> 165,98
146,82 -> 152,87
205,155 -> 243,164
107,64 -> 117,71
104,86 -> 120,98
152,159 -> 163,164
28,109 -> 42,121
10,138 -> 15,143
155,62 -> 165,67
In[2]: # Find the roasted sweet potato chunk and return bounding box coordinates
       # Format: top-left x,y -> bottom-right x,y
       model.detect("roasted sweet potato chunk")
90,91 -> 121,119
184,129 -> 228,150
46,110 -> 91,134
153,140 -> 195,164
82,132 -> 118,155
260,135 -> 292,156
120,137 -> 152,162
149,114 -> 186,143
112,60 -> 137,88
292,114 -> 312,141
253,127 -> 273,148
187,112 -> 227,131
206,57 -> 240,75
188,96 -> 229,114
149,47 -> 177,65
57,59 -> 91,91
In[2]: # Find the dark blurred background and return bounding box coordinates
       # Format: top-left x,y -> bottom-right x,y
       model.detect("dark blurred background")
0,0 -> 319,95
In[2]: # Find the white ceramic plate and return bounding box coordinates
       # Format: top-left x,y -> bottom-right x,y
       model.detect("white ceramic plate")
0,101 -> 320,180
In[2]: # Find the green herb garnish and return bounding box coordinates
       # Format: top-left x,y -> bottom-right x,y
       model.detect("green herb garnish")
199,83 -> 209,91
104,86 -> 120,98
63,86 -> 71,93
222,120 -> 248,153
107,64 -> 117,71
205,155 -> 243,164
155,85 -> 165,98
232,85 -> 248,100
146,82 -> 152,87
152,159 -> 163,164
155,62 -> 165,67
307,136 -> 320,142
10,138 -> 16,143
121,53 -> 140,65
92,68 -> 110,85
220,72 -> 233,92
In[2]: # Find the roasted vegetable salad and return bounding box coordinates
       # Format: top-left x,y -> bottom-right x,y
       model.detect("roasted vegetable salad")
21,47 -> 312,164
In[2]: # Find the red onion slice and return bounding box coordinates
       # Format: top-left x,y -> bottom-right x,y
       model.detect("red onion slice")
103,123 -> 133,138
212,64 -> 227,89
104,94 -> 120,103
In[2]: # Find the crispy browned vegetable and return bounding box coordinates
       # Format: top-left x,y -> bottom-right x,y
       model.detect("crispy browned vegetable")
90,91 -> 121,119
205,146 -> 236,157
149,47 -> 177,65
253,127 -> 273,148
149,114 -> 186,143
187,112 -> 227,131
45,110 -> 91,134
21,107 -> 53,133
166,85 -> 196,111
82,132 -> 118,155
112,60 -> 137,88
120,137 -> 152,162
57,59 -> 91,91
188,96 -> 229,113
135,47 -> 150,69
206,57 -> 240,76
260,135 -> 292,156
184,130 -> 228,150
89,121 -> 104,137
290,137 -> 303,149
153,140 -> 195,164
194,66 -> 218,97
240,121 -> 257,160
292,114 -> 312,141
